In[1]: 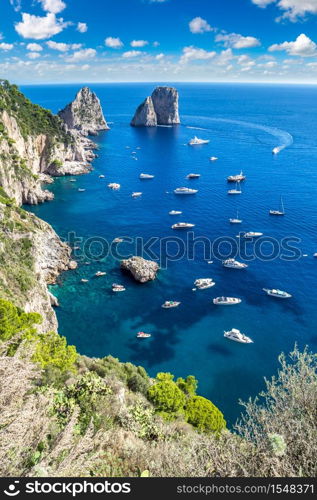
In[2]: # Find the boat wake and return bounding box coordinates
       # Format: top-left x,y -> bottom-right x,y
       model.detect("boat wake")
186,126 -> 209,131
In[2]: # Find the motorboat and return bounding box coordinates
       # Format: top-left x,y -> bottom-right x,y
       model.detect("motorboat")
186,173 -> 201,179
137,331 -> 151,338
140,173 -> 155,179
80,279 -> 89,283
162,301 -> 181,309
210,156 -> 218,161
174,187 -> 198,195
228,182 -> 242,195
229,210 -> 242,224
194,278 -> 215,290
188,136 -> 210,146
69,179 -> 76,182
227,171 -> 246,182
112,237 -> 124,244
169,210 -> 182,215
270,196 -> 285,216
99,175 -> 105,178
108,183 -> 120,190
95,271 -> 106,277
263,288 -> 292,299
132,192 -> 142,197
272,147 -> 281,155
239,232 -> 263,239
224,328 -> 253,344
78,188 -> 86,192
213,297 -> 242,305
172,222 -> 195,229
223,259 -> 248,269
112,283 -> 126,292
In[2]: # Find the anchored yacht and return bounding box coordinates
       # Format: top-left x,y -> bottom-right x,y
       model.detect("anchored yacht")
186,173 -> 201,179
228,182 -> 242,195
112,283 -> 126,292
162,301 -> 181,309
169,210 -> 182,215
223,259 -> 248,269
188,136 -> 210,146
172,222 -> 195,229
174,187 -> 198,195
230,210 -> 242,224
213,297 -> 242,306
210,156 -> 218,161
137,332 -> 151,338
227,171 -> 246,182
239,232 -> 263,239
224,328 -> 253,344
270,196 -> 285,216
140,173 -> 155,179
132,192 -> 142,197
108,183 -> 120,190
263,288 -> 292,299
194,278 -> 215,290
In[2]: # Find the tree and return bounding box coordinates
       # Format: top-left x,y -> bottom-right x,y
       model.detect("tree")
185,396 -> 226,434
177,375 -> 198,396
148,377 -> 186,414
0,299 -> 42,341
32,331 -> 77,372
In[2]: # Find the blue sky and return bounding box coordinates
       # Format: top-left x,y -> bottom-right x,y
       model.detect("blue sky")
1,0 -> 317,83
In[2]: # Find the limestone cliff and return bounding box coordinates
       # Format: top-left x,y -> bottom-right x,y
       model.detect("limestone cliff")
58,87 -> 109,136
131,86 -> 180,127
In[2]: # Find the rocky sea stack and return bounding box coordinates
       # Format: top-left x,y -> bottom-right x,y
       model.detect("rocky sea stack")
121,256 -> 159,282
59,86 -> 109,136
131,86 -> 180,127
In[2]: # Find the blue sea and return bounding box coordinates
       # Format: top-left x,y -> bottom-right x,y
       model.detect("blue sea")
23,83 -> 317,425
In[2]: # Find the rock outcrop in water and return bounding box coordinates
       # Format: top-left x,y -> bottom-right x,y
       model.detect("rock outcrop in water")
59,87 -> 109,136
131,86 -> 180,127
121,256 -> 159,282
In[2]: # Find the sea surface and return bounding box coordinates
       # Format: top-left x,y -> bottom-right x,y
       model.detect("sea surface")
23,83 -> 317,425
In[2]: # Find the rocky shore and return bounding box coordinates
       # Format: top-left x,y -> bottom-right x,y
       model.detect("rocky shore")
131,86 -> 180,127
121,256 -> 159,282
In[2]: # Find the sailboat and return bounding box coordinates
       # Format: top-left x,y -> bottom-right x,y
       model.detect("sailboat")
270,196 -> 285,216
229,210 -> 242,224
228,182 -> 242,195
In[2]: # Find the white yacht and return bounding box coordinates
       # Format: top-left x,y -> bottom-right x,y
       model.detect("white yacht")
263,288 -> 292,299
112,237 -> 124,244
239,232 -> 263,239
162,301 -> 181,309
80,279 -> 89,283
224,328 -> 253,344
188,136 -> 210,146
169,210 -> 182,215
210,156 -> 218,162
174,187 -> 198,195
99,175 -> 105,178
132,192 -> 142,197
108,183 -> 120,190
112,283 -> 126,292
227,171 -> 246,183
137,331 -> 151,338
230,210 -> 242,224
270,196 -> 285,216
172,222 -> 195,229
228,182 -> 242,195
95,271 -> 106,277
194,278 -> 215,290
213,297 -> 242,306
78,188 -> 86,192
140,173 -> 155,179
186,173 -> 201,179
272,147 -> 281,155
223,259 -> 248,269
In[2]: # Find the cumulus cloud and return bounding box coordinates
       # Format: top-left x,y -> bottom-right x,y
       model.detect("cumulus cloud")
38,0 -> 66,14
27,51 -> 41,59
0,43 -> 14,51
105,37 -> 123,48
269,33 -> 317,56
251,0 -> 275,6
180,46 -> 216,64
26,43 -> 42,51
189,17 -> 213,34
216,32 -> 261,49
122,50 -> 142,58
15,13 -> 69,39
46,41 -> 82,52
65,48 -> 96,62
77,22 -> 87,33
251,0 -> 317,21
130,40 -> 149,47
156,53 -> 164,60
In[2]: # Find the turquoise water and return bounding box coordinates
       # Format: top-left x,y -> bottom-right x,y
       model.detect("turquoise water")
24,83 -> 317,424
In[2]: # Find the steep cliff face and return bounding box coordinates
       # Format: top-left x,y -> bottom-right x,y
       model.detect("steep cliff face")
58,87 -> 109,135
131,86 -> 180,127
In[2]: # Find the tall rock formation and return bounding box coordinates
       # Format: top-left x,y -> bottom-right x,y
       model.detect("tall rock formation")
130,86 -> 180,127
58,87 -> 109,136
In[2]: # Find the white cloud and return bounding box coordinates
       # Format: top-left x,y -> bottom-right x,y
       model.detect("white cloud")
105,37 -> 123,49
26,42 -> 42,51
27,51 -> 41,59
251,0 -> 275,6
9,0 -> 22,11
81,64 -> 90,70
251,0 -> 317,21
77,22 -> 87,33
156,53 -> 164,60
46,41 -> 81,51
153,41 -> 160,47
130,40 -> 149,47
38,0 -> 66,14
215,48 -> 234,66
269,33 -> 317,56
216,32 -> 261,49
0,43 -> 14,51
15,13 -> 69,39
180,46 -> 216,64
189,17 -> 213,34
122,50 -> 142,58
65,48 -> 96,62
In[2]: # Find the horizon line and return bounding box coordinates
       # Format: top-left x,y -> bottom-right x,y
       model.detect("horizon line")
17,80 -> 317,86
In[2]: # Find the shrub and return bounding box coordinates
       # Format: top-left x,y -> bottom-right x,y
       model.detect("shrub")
185,396 -> 226,434
148,377 -> 186,415
32,331 -> 77,373
0,298 -> 41,342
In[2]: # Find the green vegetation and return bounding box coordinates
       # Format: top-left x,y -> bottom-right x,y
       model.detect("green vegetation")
185,396 -> 226,434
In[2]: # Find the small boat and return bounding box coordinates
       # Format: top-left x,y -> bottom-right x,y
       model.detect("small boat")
95,271 -> 106,277
140,173 -> 155,179
132,192 -> 142,197
172,222 -> 195,229
270,196 -> 285,216
194,278 -> 215,290
186,173 -> 201,179
112,237 -> 124,244
169,210 -> 182,215
272,147 -> 281,155
213,297 -> 242,306
80,279 -> 89,283
108,183 -> 120,190
137,331 -> 151,338
314,253 -> 317,258
99,174 -> 105,178
78,188 -> 86,192
131,151 -> 137,155
162,301 -> 181,309
239,232 -> 263,239
188,136 -> 210,146
263,288 -> 292,299
210,156 -> 218,161
136,147 -> 141,150
174,187 -> 198,195
227,171 -> 246,182
112,283 -> 126,292
224,328 -> 253,344
228,182 -> 242,195
69,179 -> 77,183
223,259 -> 248,269
230,210 -> 242,224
